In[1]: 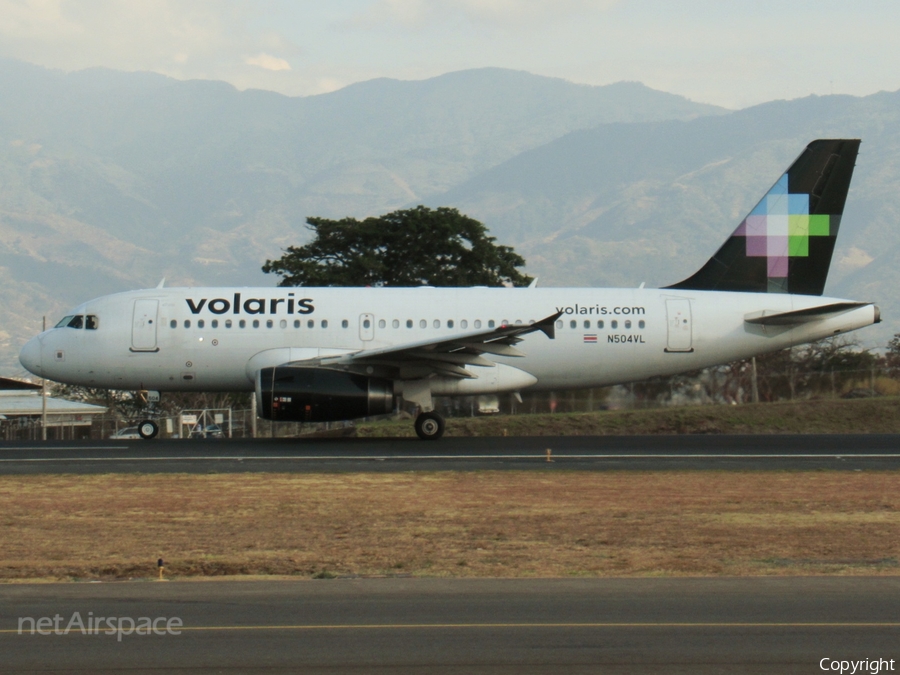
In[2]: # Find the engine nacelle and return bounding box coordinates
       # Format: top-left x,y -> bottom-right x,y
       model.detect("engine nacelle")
256,367 -> 394,422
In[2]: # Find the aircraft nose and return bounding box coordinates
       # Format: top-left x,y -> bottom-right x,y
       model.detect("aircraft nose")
19,336 -> 42,375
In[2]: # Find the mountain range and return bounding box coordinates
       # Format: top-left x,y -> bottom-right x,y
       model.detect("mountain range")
1,58 -> 897,375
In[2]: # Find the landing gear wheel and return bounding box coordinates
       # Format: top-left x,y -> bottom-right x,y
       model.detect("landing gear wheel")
138,420 -> 159,440
415,412 -> 445,441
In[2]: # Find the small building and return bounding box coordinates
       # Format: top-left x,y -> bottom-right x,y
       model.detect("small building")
0,377 -> 107,440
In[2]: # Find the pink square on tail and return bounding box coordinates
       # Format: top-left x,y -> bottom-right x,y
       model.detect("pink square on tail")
768,256 -> 788,277
767,235 -> 788,257
746,237 -> 767,256
744,215 -> 768,237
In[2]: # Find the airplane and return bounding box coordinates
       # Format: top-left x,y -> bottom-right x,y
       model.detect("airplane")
19,139 -> 879,440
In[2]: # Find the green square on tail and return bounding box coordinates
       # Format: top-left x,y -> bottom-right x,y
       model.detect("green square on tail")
788,235 -> 809,257
809,214 -> 830,236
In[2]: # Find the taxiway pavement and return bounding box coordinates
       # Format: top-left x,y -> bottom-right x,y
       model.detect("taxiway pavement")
3,577 -> 898,674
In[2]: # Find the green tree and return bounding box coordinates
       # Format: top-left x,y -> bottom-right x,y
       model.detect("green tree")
262,206 -> 532,287
886,333 -> 900,374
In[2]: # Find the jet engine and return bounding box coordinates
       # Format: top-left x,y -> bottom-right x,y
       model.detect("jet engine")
255,366 -> 394,422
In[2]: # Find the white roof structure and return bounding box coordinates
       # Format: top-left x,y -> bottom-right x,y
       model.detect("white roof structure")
0,378 -> 107,425
0,390 -> 107,416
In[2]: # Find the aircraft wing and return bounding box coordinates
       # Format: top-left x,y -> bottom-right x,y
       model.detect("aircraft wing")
310,311 -> 562,380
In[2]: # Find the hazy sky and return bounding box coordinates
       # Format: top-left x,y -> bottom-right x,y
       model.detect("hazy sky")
1,0 -> 899,109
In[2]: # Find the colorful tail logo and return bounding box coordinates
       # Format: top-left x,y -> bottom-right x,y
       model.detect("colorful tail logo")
668,139 -> 860,295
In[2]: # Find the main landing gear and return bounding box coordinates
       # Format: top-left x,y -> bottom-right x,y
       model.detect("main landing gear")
414,411 -> 445,441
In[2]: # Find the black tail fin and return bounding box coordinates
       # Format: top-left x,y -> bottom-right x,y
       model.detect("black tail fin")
666,139 -> 860,295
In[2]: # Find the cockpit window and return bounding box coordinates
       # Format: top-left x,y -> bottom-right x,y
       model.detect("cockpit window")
55,314 -> 98,329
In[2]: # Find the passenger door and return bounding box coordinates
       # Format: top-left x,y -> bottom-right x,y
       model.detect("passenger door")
131,299 -> 159,352
665,298 -> 693,352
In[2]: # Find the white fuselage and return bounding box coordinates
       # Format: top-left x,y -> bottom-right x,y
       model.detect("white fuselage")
20,286 -> 878,395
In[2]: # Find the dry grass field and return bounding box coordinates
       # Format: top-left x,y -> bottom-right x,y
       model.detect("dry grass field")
2,471 -> 899,581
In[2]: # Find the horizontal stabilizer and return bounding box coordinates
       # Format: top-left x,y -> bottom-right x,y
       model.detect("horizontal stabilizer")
744,302 -> 870,326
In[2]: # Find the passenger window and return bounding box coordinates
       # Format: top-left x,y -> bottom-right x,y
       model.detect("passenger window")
184,320 -> 191,329
420,320 -> 427,328
321,320 -> 328,328
308,319 -> 314,328
488,320 -> 495,328
583,320 -> 590,329
170,320 -> 177,329
86,315 -> 99,330
239,320 -> 246,328
406,320 -> 413,328
448,320 -> 454,329
364,319 -> 371,329
378,319 -> 386,329
280,320 -> 287,329
253,320 -> 260,328
625,320 -> 631,329
501,319 -> 509,326
433,320 -> 440,329
393,319 -> 399,329
570,320 -> 577,329
294,320 -> 301,328
556,320 -> 563,329
598,320 -> 604,329
474,320 -> 482,329
266,319 -> 273,328
461,320 -> 468,329
211,319 -> 219,329
342,319 -> 349,328
515,320 -> 523,325
225,320 -> 232,329
56,316 -> 74,328
639,320 -> 645,329
198,319 -> 205,329
68,315 -> 84,329
611,320 -> 618,329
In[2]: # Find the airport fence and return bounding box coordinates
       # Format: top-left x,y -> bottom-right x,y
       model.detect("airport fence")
505,364 -> 896,415
5,365 -> 897,441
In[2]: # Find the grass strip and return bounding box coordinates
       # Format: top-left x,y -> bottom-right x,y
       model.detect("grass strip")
1,470 -> 898,581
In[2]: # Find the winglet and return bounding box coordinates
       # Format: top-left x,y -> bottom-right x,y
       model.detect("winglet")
156,278 -> 166,289
534,311 -> 562,339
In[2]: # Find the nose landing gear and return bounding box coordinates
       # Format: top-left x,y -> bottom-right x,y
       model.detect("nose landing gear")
138,420 -> 159,440
136,389 -> 161,440
414,411 -> 445,440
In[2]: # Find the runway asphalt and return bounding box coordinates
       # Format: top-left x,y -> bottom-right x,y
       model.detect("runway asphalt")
0,434 -> 899,472
2,577 -> 899,674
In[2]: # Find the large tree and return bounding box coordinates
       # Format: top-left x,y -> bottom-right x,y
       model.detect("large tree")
262,206 -> 531,287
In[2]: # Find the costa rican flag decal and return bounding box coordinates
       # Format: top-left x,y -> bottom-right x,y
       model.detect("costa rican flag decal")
583,334 -> 598,343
